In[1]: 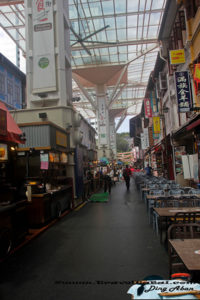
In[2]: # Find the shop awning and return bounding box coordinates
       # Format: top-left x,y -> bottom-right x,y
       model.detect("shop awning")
0,102 -> 24,144
172,115 -> 200,138
186,119 -> 200,131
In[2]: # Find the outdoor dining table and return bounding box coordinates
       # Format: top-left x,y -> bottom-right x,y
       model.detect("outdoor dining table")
168,239 -> 200,277
173,194 -> 200,199
154,207 -> 200,217
154,207 -> 200,243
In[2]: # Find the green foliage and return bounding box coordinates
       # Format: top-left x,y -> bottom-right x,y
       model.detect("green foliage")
116,132 -> 131,153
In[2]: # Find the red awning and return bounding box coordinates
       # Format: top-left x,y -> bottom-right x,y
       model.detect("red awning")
186,119 -> 200,131
0,102 -> 24,144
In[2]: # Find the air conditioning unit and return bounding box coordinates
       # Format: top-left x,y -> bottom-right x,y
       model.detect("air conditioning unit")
159,72 -> 167,90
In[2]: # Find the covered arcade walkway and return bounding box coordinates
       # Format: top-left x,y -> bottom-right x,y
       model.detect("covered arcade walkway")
0,179 -> 168,300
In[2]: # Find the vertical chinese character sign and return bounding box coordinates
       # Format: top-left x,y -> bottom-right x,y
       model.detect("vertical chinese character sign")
98,98 -> 107,145
175,71 -> 191,112
144,99 -> 152,118
193,64 -> 200,96
153,116 -> 160,134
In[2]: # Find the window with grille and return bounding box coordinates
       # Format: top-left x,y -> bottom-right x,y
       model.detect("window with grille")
0,72 -> 5,94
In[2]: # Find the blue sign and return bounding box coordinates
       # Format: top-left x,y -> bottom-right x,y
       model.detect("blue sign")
175,71 -> 191,113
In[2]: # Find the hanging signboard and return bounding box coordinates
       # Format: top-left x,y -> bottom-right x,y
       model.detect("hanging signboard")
148,127 -> 154,147
32,0 -> 56,94
56,131 -> 67,148
143,128 -> 149,149
40,153 -> 49,170
153,116 -> 160,134
169,49 -> 185,65
0,144 -> 8,161
140,133 -> 145,150
0,109 -> 7,136
144,98 -> 152,118
150,91 -> 158,113
98,98 -> 106,126
99,126 -> 107,145
175,71 -> 191,112
193,64 -> 200,96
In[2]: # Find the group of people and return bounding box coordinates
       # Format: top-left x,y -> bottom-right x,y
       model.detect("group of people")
103,165 -> 132,194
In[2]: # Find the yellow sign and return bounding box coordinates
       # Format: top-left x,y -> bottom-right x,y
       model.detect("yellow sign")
194,64 -> 200,81
56,131 -> 67,148
170,49 -> 185,65
153,117 -> 160,134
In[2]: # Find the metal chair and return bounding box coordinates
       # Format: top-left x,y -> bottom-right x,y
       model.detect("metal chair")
173,212 -> 200,224
158,183 -> 170,190
168,223 -> 200,276
188,189 -> 200,195
153,199 -> 179,237
170,183 -> 181,189
148,189 -> 165,224
169,189 -> 184,196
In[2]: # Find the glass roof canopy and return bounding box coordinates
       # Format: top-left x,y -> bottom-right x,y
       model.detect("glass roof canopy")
0,0 -> 166,122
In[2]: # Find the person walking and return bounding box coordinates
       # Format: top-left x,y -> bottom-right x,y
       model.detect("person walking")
123,165 -> 132,191
103,170 -> 112,194
144,164 -> 153,176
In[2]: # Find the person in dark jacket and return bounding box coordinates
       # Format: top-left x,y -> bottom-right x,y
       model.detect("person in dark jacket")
123,165 -> 132,190
104,171 -> 112,194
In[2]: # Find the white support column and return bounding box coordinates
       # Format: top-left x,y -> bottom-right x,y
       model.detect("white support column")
108,65 -> 128,107
109,83 -> 127,109
116,109 -> 127,132
72,73 -> 97,110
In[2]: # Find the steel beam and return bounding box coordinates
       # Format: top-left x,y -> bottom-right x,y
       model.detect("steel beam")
72,73 -> 97,110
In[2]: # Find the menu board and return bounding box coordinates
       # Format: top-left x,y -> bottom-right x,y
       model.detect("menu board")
174,146 -> 186,175
60,152 -> 68,163
40,153 -> 49,170
0,144 -> 8,161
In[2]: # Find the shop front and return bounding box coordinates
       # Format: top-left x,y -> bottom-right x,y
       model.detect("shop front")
0,102 -> 27,259
172,117 -> 198,186
16,122 -> 73,227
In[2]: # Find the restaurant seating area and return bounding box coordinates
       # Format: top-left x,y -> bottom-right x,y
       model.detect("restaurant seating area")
134,172 -> 200,282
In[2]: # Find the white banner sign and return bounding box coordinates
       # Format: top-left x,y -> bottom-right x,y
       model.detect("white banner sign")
32,0 -> 56,93
141,129 -> 149,150
140,133 -> 145,150
143,128 -> 149,149
99,125 -> 107,145
98,98 -> 106,126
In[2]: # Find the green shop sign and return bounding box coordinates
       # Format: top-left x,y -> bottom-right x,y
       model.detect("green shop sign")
38,57 -> 49,69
